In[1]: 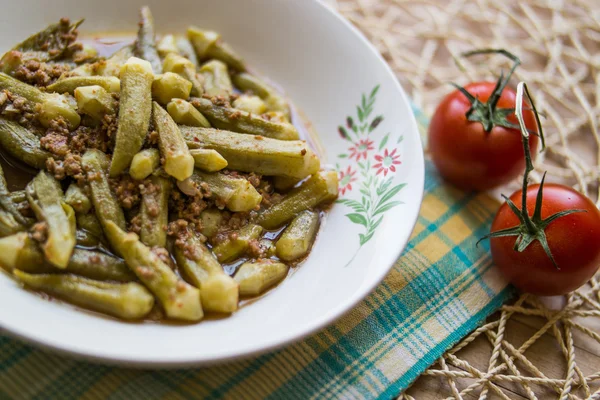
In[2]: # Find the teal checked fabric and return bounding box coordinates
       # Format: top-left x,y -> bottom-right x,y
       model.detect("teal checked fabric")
0,157 -> 514,400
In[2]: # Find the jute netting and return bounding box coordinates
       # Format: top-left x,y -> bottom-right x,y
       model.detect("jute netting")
334,0 -> 600,398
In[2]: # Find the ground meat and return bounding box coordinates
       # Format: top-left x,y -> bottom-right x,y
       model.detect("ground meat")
0,91 -> 38,128
109,175 -> 141,209
247,173 -> 261,188
45,157 -> 65,180
40,133 -> 69,158
45,153 -> 82,181
247,239 -> 262,258
168,219 -> 209,260
196,95 -> 231,108
129,213 -> 141,234
146,130 -> 159,146
260,190 -> 283,208
31,222 -> 48,243
169,190 -> 208,226
151,246 -> 175,270
225,212 -> 250,231
13,59 -> 71,87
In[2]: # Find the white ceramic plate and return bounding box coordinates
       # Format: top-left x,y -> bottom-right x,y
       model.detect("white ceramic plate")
0,0 -> 424,366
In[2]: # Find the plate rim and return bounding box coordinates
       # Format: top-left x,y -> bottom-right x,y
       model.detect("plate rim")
0,0 -> 425,367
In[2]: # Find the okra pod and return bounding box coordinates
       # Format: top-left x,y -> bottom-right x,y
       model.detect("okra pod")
76,229 -> 103,248
26,171 -> 76,268
109,57 -> 154,177
0,19 -> 83,69
189,149 -> 228,172
0,119 -> 51,169
0,233 -> 134,282
153,102 -> 194,181
64,183 -> 91,214
190,97 -> 299,140
105,221 -> 203,321
135,6 -> 162,74
74,85 -> 116,121
157,34 -> 178,57
152,72 -> 192,104
200,60 -> 232,97
275,210 -> 319,261
199,208 -> 223,238
81,150 -> 127,240
66,249 -> 136,282
13,270 -> 154,320
0,73 -> 80,129
233,73 -> 290,120
178,171 -> 262,212
0,164 -> 28,225
259,239 -> 276,258
273,176 -> 301,192
129,148 -> 160,180
47,76 -> 120,94
174,229 -> 238,313
175,36 -> 198,66
232,94 -> 267,115
140,176 -> 170,248
187,27 -> 246,71
9,190 -> 27,204
0,210 -> 24,237
181,126 -> 319,179
166,98 -> 210,127
162,53 -> 204,96
255,171 -> 338,229
211,223 -> 263,263
76,212 -> 104,239
234,260 -> 288,296
95,45 -> 134,77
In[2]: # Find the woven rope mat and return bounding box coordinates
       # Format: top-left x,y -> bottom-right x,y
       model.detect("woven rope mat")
334,0 -> 600,398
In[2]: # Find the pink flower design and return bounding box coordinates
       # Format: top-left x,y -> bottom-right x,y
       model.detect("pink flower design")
373,148 -> 401,176
338,166 -> 357,195
348,139 -> 374,161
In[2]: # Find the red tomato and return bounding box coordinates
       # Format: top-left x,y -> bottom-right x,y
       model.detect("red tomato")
429,82 -> 539,191
490,183 -> 600,296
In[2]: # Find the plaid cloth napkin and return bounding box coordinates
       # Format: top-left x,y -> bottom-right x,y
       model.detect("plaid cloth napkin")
0,109 -> 513,400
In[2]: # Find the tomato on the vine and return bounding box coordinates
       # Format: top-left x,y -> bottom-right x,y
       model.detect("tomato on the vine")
429,82 -> 539,191
482,81 -> 600,296
428,50 -> 540,191
490,183 -> 600,296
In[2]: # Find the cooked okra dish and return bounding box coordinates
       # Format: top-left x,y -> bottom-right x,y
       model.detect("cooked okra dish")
0,7 -> 338,322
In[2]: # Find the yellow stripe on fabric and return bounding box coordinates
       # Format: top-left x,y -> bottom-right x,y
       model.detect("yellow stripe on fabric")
310,254 -> 492,397
176,359 -> 256,398
224,247 -> 441,400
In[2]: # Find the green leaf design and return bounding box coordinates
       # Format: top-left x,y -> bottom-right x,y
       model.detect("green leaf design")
371,215 -> 384,231
397,135 -> 404,144
379,183 -> 407,206
378,133 -> 390,151
359,231 -> 375,245
377,178 -> 393,196
346,213 -> 368,227
370,85 -> 380,99
337,84 -> 408,251
374,201 -> 403,216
